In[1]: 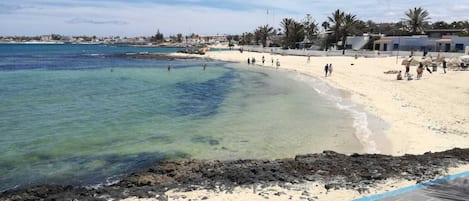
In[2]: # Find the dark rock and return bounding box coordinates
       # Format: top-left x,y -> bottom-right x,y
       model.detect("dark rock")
3,148 -> 469,200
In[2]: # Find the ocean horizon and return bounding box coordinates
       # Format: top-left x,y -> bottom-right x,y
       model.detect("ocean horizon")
0,44 -> 367,192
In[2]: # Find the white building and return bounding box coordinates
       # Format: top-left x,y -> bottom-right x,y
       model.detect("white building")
373,35 -> 434,52
373,35 -> 469,53
345,34 -> 371,50
435,36 -> 469,52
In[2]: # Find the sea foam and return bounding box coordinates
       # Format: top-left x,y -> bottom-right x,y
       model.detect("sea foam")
290,73 -> 380,154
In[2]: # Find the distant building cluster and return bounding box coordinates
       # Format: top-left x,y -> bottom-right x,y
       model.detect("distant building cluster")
0,34 -> 231,46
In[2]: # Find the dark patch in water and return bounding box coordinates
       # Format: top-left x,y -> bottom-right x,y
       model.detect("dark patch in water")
140,135 -> 174,144
191,136 -> 220,146
172,70 -> 238,118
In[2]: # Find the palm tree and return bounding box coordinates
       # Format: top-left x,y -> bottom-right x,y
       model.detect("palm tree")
340,14 -> 359,55
281,18 -> 294,47
326,10 -> 359,54
289,21 -> 305,48
303,21 -> 318,43
404,7 -> 430,34
254,25 -> 275,47
328,9 -> 345,44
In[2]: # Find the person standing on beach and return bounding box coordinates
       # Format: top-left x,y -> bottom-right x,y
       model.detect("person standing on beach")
443,60 -> 447,74
324,64 -> 329,77
271,58 -> 274,66
276,59 -> 280,69
405,61 -> 411,77
307,55 -> 311,63
262,56 -> 265,65
168,64 -> 171,72
328,64 -> 333,76
248,58 -> 250,65
252,57 -> 256,65
417,62 -> 423,79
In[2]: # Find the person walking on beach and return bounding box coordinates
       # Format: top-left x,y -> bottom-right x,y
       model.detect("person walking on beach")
443,60 -> 447,74
262,56 -> 265,65
271,58 -> 274,66
247,58 -> 250,65
324,64 -> 329,77
276,59 -> 280,69
252,57 -> 256,65
328,64 -> 333,76
417,62 -> 423,79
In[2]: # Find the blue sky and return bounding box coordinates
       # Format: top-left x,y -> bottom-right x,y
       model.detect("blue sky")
1,0 -> 469,36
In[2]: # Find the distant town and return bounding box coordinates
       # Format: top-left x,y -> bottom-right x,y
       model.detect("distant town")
0,31 -> 234,47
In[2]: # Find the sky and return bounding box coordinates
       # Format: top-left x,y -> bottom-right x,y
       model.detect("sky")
1,0 -> 469,37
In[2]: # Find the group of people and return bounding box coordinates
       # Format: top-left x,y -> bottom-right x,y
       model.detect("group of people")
324,63 -> 333,77
248,56 -> 280,69
247,57 -> 256,65
398,56 -> 449,81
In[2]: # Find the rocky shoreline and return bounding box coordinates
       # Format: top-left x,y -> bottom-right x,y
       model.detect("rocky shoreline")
2,148 -> 469,200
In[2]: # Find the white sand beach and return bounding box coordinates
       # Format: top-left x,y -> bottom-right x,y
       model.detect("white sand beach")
134,50 -> 469,201
184,50 -> 469,156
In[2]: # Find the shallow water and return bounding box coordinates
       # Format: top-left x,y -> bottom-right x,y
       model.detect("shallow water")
0,44 -> 363,191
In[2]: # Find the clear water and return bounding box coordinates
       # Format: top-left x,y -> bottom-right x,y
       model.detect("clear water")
0,44 -> 361,192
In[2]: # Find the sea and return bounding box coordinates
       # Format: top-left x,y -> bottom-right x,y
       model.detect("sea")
0,44 -> 372,192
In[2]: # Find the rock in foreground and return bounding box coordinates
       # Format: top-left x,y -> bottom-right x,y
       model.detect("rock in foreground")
2,148 -> 469,201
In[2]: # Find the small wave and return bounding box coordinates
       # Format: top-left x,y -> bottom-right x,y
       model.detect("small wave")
82,53 -> 105,57
290,73 -> 380,154
86,175 -> 121,189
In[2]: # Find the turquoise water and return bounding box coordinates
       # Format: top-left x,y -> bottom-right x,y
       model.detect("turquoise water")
0,44 -> 361,191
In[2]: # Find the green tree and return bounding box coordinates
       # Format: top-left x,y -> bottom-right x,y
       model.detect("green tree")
340,13 -> 359,55
150,29 -> 164,43
280,18 -> 304,49
240,32 -> 254,45
289,21 -> 305,48
281,18 -> 294,48
303,14 -> 319,43
432,21 -> 450,29
327,10 -> 359,54
176,33 -> 183,43
254,25 -> 275,47
51,34 -> 62,40
328,9 -> 345,44
404,7 -> 430,34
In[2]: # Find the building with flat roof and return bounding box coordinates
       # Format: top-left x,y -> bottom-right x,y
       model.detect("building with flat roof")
373,35 -> 469,53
